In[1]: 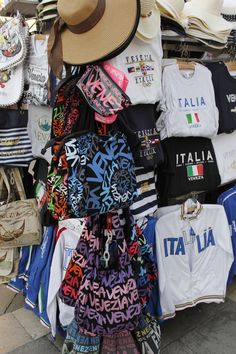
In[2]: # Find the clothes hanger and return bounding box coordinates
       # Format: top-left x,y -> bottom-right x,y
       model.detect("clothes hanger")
181,195 -> 202,220
225,61 -> 236,72
177,59 -> 196,71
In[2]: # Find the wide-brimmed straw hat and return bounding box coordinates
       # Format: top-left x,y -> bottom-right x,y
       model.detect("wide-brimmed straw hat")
136,0 -> 161,42
222,0 -> 236,30
48,0 -> 140,77
182,0 -> 233,34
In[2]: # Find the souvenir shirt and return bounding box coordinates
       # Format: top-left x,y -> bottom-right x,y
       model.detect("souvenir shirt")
118,104 -> 164,167
108,35 -> 163,105
158,137 -> 221,203
155,204 -> 233,320
157,64 -> 219,139
28,105 -> 52,163
24,35 -> 49,105
208,62 -> 236,134
212,130 -> 236,185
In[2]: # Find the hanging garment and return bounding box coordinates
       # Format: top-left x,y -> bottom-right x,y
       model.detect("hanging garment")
23,34 -> 49,105
118,104 -> 164,167
47,218 -> 85,337
212,130 -> 236,185
27,105 -> 52,163
108,35 -> 163,105
155,204 -> 233,320
130,167 -> 158,220
207,62 -> 236,134
157,63 -> 219,139
218,186 -> 236,283
158,137 -> 221,204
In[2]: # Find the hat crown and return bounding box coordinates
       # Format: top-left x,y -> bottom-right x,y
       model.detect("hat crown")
140,0 -> 156,16
156,0 -> 185,16
58,0 -> 99,26
186,0 -> 224,16
222,0 -> 236,14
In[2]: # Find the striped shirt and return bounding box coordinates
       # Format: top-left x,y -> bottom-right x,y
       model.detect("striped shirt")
130,167 -> 158,220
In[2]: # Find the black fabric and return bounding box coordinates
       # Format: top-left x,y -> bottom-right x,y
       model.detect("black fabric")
117,104 -> 164,168
158,137 -> 221,205
207,62 -> 236,134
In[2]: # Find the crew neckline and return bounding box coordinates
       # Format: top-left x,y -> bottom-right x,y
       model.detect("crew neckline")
174,63 -> 200,86
223,63 -> 236,83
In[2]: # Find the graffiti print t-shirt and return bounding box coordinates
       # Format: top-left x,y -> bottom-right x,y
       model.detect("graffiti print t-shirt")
157,64 -> 219,139
108,35 -> 163,105
158,137 -> 221,203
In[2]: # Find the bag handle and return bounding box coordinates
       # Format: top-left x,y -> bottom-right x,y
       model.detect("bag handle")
11,168 -> 26,200
0,167 -> 11,207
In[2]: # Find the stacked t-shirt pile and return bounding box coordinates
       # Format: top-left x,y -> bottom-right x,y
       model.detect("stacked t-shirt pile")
156,63 -> 221,205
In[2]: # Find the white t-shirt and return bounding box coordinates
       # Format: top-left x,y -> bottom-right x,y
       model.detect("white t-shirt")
24,35 -> 49,105
108,35 -> 163,105
212,131 -> 236,185
157,64 -> 219,139
27,105 -> 52,163
155,204 -> 233,320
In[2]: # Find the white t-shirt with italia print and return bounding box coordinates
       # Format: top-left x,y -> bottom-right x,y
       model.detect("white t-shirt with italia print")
157,63 -> 219,139
108,35 -> 163,105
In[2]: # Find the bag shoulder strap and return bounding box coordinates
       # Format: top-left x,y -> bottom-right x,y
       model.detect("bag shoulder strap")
12,168 -> 26,200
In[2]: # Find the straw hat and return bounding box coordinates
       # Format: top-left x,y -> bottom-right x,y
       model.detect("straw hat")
182,0 -> 233,33
156,0 -> 185,20
222,0 -> 236,30
54,0 -> 140,67
136,0 -> 161,42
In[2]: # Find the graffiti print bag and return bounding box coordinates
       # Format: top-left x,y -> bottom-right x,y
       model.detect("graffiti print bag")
65,131 -> 138,218
58,215 -> 99,307
75,214 -> 141,336
0,168 -> 42,248
132,314 -> 161,354
102,331 -> 140,354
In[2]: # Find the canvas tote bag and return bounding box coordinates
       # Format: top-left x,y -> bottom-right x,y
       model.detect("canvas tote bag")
0,168 -> 42,248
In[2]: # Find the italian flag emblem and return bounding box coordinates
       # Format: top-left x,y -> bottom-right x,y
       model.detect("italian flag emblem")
187,164 -> 203,177
186,113 -> 200,124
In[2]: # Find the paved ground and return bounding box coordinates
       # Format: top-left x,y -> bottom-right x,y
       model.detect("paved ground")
1,280 -> 236,353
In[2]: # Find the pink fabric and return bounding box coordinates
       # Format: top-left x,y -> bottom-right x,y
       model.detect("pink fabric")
95,63 -> 129,124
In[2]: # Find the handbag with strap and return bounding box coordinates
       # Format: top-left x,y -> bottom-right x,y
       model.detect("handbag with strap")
132,314 -> 161,354
62,319 -> 101,354
0,168 -> 42,248
0,248 -> 19,284
102,330 -> 140,354
0,108 -> 33,167
74,213 -> 141,336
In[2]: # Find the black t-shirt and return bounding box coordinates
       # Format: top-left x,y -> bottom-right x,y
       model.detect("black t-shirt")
158,137 -> 221,204
117,104 -> 164,168
207,62 -> 236,134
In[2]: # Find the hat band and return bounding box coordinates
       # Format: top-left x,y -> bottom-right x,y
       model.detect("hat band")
67,0 -> 106,34
222,14 -> 236,22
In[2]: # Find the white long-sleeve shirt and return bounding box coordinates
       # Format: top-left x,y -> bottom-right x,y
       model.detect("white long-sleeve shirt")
47,218 -> 85,337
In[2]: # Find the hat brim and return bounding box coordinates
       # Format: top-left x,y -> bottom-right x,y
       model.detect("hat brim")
182,7 -> 233,32
60,0 -> 140,65
137,5 -> 161,40
37,0 -> 57,11
156,0 -> 181,20
38,4 -> 57,15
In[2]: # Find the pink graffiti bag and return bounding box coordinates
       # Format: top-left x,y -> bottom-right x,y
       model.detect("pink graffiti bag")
76,64 -> 131,118
74,213 -> 141,336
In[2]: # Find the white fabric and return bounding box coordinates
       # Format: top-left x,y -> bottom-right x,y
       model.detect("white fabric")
24,35 -> 49,105
212,131 -> 236,185
47,218 -> 85,338
155,204 -> 233,320
27,105 -> 52,163
157,63 -> 219,139
108,36 -> 163,105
